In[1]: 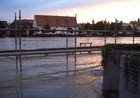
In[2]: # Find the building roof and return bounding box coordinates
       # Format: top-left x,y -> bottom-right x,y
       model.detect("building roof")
130,21 -> 140,27
16,19 -> 33,25
10,19 -> 33,28
34,15 -> 77,27
122,23 -> 129,27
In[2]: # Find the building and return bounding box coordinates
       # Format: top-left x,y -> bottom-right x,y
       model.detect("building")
130,21 -> 140,30
10,19 -> 33,29
33,15 -> 78,35
10,19 -> 33,37
78,23 -> 85,30
122,23 -> 130,30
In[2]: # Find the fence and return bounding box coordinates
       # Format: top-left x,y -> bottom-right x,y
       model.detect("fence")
0,28 -> 139,74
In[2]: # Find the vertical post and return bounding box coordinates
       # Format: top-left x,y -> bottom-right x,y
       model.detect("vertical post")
19,10 -> 22,73
132,21 -> 135,44
115,17 -> 117,44
66,16 -> 68,75
104,18 -> 107,45
66,16 -> 68,51
74,14 -> 77,75
15,12 -> 18,71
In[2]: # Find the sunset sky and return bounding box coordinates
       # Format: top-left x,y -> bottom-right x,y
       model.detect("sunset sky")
0,0 -> 140,23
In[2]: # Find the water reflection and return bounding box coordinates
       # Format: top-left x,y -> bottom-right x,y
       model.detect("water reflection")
0,53 -> 102,97
16,75 -> 23,98
0,37 -> 140,50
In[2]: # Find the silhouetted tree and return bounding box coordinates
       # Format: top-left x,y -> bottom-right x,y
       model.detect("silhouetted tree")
110,22 -> 115,30
0,21 -> 6,37
110,20 -> 123,30
137,18 -> 140,22
94,20 -> 105,30
29,27 -> 34,37
117,21 -> 123,30
44,23 -> 50,29
106,22 -> 110,30
94,20 -> 110,30
85,22 -> 92,30
85,22 -> 92,35
126,25 -> 133,30
44,23 -> 51,33
0,22 -> 5,28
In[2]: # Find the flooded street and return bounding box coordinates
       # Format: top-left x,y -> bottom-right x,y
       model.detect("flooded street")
0,53 -> 103,98
0,37 -> 139,98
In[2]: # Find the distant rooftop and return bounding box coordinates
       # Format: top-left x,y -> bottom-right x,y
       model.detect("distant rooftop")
34,15 -> 78,27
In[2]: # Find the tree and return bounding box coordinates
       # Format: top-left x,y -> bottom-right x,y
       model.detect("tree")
0,22 -> 6,28
110,22 -> 115,30
94,20 -> 110,30
85,22 -> 92,30
29,27 -> 35,37
84,22 -> 92,35
44,23 -> 51,33
0,21 -> 6,37
110,20 -> 123,30
137,18 -> 140,22
94,20 -> 105,30
44,23 -> 50,29
126,25 -> 133,30
117,21 -> 123,30
106,22 -> 110,30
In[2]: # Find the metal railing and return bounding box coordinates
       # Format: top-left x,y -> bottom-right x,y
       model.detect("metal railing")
0,10 -> 139,74
0,28 -> 139,75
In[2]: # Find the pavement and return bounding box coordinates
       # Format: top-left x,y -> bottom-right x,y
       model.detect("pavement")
0,68 -> 104,98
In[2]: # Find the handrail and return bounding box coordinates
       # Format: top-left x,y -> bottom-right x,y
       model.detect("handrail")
0,28 -> 138,32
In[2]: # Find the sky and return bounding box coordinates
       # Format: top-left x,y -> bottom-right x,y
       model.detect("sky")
0,0 -> 140,23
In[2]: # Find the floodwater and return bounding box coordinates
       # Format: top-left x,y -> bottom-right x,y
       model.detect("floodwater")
0,37 -> 139,98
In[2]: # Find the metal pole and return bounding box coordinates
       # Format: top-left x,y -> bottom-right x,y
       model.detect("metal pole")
66,16 -> 68,75
15,12 -> 18,71
74,14 -> 77,75
104,18 -> 107,45
115,17 -> 117,44
19,10 -> 22,73
132,21 -> 135,44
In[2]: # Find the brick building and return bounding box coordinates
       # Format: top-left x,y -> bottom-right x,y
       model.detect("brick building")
33,15 -> 78,34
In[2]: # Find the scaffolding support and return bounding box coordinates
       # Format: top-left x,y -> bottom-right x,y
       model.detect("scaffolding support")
115,17 -> 117,44
19,10 -> 22,74
104,18 -> 107,45
132,21 -> 135,44
66,16 -> 69,75
15,12 -> 18,71
74,14 -> 77,75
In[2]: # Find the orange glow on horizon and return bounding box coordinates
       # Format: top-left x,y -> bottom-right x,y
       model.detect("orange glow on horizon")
34,0 -> 140,23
